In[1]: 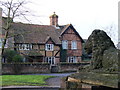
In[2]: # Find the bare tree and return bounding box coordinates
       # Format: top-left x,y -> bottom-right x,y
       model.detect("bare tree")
102,23 -> 118,46
0,0 -> 30,59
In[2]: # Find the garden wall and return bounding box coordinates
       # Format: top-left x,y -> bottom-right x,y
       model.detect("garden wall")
59,62 -> 90,72
2,62 -> 90,74
2,63 -> 50,74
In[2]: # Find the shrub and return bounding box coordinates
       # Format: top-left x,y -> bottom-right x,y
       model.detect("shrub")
12,55 -> 23,63
3,49 -> 23,63
3,49 -> 17,62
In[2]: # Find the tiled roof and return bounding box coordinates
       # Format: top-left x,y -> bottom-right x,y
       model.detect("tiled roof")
11,22 -> 84,44
12,23 -> 61,45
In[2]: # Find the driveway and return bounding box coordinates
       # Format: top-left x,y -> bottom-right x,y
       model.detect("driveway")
2,73 -> 75,90
29,72 -> 75,87
29,72 -> 75,77
44,73 -> 75,87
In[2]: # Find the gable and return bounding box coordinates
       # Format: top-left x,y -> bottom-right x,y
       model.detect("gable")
45,36 -> 55,44
60,24 -> 84,43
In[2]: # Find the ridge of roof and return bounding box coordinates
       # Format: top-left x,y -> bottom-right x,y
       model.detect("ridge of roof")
13,22 -> 56,27
60,24 -> 71,35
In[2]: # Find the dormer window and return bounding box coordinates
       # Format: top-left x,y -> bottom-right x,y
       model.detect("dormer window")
45,44 -> 54,51
18,44 -> 32,50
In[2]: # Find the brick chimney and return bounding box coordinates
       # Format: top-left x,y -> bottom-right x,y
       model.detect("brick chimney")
49,12 -> 58,27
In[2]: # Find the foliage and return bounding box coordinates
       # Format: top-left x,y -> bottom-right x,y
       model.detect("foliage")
2,75 -> 54,86
12,55 -> 23,62
3,49 -> 17,62
3,49 -> 23,63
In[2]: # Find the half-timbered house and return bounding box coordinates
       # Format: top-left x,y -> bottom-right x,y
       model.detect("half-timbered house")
3,12 -> 84,65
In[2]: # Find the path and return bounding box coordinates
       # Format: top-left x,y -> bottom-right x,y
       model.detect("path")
2,73 -> 75,90
33,73 -> 75,87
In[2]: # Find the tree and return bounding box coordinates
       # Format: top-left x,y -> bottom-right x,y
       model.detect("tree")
0,0 -> 30,60
102,23 -> 118,46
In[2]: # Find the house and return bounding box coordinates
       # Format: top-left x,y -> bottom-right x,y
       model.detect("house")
2,12 -> 84,65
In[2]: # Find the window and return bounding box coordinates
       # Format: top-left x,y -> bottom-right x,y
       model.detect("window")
45,57 -> 55,65
45,44 -> 54,51
62,40 -> 68,49
68,56 -> 77,63
18,44 -> 32,50
71,41 -> 77,49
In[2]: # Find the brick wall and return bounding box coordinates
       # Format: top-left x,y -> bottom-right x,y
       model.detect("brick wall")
2,62 -> 90,74
59,63 -> 90,72
2,63 -> 50,74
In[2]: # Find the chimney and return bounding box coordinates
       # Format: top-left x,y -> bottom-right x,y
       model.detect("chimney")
49,12 -> 58,27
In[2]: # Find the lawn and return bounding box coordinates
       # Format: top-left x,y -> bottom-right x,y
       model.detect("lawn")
1,75 -> 54,86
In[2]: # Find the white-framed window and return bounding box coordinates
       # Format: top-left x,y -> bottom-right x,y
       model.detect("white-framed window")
71,41 -> 77,49
18,44 -> 32,50
45,57 -> 55,65
62,40 -> 68,49
45,44 -> 54,51
68,56 -> 77,63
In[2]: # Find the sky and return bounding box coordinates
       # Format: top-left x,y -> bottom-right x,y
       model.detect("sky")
1,0 -> 119,45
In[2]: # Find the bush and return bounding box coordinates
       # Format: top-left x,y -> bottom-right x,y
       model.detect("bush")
3,49 -> 17,62
12,55 -> 23,63
3,49 -> 23,63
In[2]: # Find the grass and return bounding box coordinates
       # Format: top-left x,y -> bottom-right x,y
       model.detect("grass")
1,75 -> 54,86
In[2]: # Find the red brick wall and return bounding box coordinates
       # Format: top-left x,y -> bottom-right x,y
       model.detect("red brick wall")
61,27 -> 83,62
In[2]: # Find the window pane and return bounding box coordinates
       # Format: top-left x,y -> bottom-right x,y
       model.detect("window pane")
68,56 -> 76,63
71,41 -> 77,49
45,44 -> 54,51
62,40 -> 68,49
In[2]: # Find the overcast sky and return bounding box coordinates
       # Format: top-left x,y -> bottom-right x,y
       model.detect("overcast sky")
1,0 -> 119,45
